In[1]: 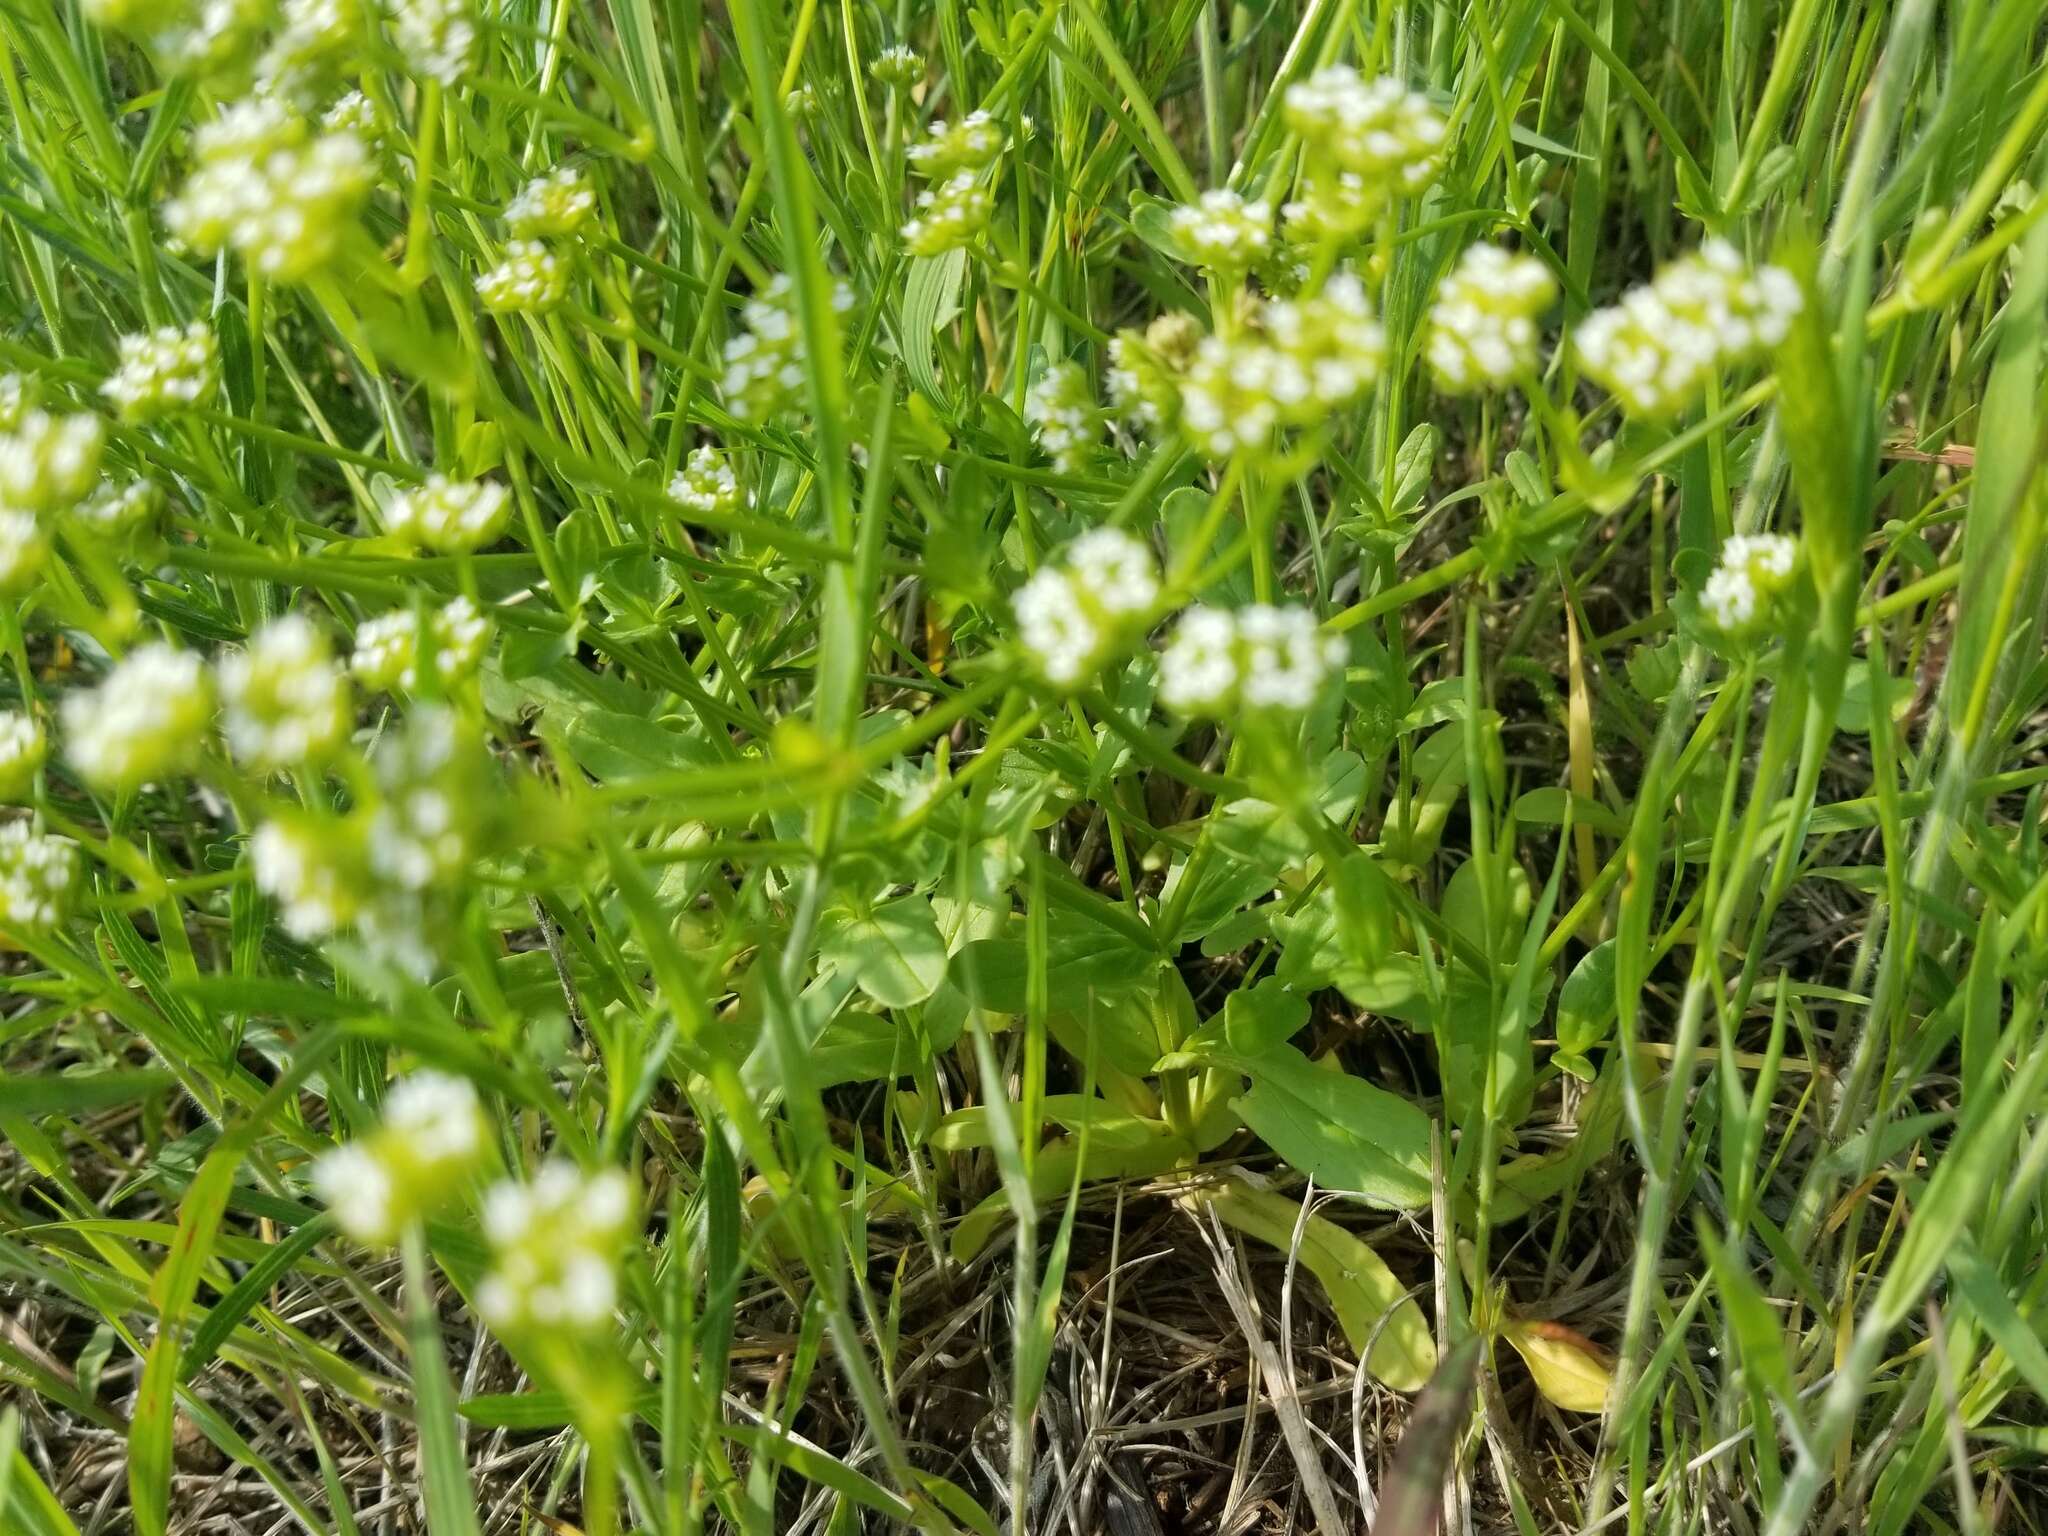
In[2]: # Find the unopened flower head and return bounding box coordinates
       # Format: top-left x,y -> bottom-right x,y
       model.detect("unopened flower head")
366,705 -> 481,892
0,411 -> 105,512
1169,190 -> 1273,272
310,1069 -> 492,1244
350,597 -> 491,692
1023,362 -> 1100,472
505,167 -> 596,238
477,1160 -> 635,1333
870,44 -> 923,88
252,813 -> 367,938
902,171 -> 991,256
0,712 -> 46,801
1281,70 -> 1446,234
74,479 -> 163,534
1015,528 -> 1159,686
906,112 -> 1004,178
164,99 -> 372,283
0,822 -> 77,930
103,321 -> 220,420
668,445 -> 743,517
61,643 -> 213,791
475,241 -> 568,314
1427,245 -> 1556,391
385,475 -> 511,553
783,82 -> 819,118
721,274 -> 854,422
1702,532 -> 1799,635
0,511 -> 49,596
390,0 -> 480,84
219,614 -> 352,769
1157,603 -> 1342,715
1575,240 -> 1802,416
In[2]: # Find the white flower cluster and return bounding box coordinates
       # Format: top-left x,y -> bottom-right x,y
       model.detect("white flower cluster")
668,445 -> 743,517
385,475 -> 511,553
505,167 -> 595,238
82,0 -> 267,74
721,275 -> 854,422
1576,240 -> 1802,416
389,0 -> 480,84
1169,190 -> 1273,273
311,1070 -> 492,1245
1158,603 -> 1344,714
475,241 -> 568,315
1426,244 -> 1556,391
1107,313 -> 1201,431
902,172 -> 991,257
252,814 -> 366,938
75,479 -> 162,534
164,98 -> 372,283
1701,532 -> 1798,634
478,1161 -> 634,1333
0,821 -> 76,930
0,712 -> 45,800
906,112 -> 1005,177
870,44 -> 923,88
0,410 -> 105,512
61,643 -> 213,792
1281,69 -> 1446,237
258,0 -> 361,98
1023,363 -> 1100,472
322,90 -> 381,141
1181,273 -> 1385,459
365,705 -> 478,892
219,614 -> 352,770
0,511 -> 49,595
350,595 -> 492,692
0,374 -> 34,430
1014,527 -> 1159,686
102,322 -> 220,420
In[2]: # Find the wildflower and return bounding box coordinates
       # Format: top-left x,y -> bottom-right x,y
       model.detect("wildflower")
251,814 -> 367,938
61,643 -> 213,791
477,1160 -> 635,1332
1281,70 -> 1446,236
258,0 -> 361,96
1023,363 -> 1099,472
73,479 -> 163,534
1014,528 -> 1159,686
0,511 -> 49,596
164,98 -> 372,283
365,705 -> 481,892
906,112 -> 1004,178
1157,603 -> 1343,716
783,82 -> 819,118
0,822 -> 76,929
350,597 -> 491,692
1169,190 -> 1273,273
1426,245 -> 1556,391
385,475 -> 512,553
389,0 -> 480,85
0,374 -> 36,431
1179,277 -> 1383,460
668,446 -> 743,517
321,91 -> 381,141
1107,314 -> 1200,430
102,322 -> 220,420
1575,240 -> 1802,417
310,1070 -> 492,1244
504,167 -> 595,239
475,241 -> 568,314
902,171 -> 991,256
870,44 -> 923,89
83,0 -> 267,74
0,712 -> 46,800
219,615 -> 352,770
1701,532 -> 1798,635
0,411 -> 105,512
720,274 -> 855,422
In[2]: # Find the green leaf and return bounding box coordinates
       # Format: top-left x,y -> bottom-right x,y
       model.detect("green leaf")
0,1069 -> 174,1118
1223,979 -> 1309,1057
1555,939 -> 1619,1058
1226,1044 -> 1433,1209
900,250 -> 967,402
820,896 -> 947,1008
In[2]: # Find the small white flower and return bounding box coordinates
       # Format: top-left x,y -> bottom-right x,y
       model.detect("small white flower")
478,1160 -> 634,1333
163,99 -> 371,283
219,614 -> 352,770
0,821 -> 74,928
1179,275 -> 1384,460
1238,603 -> 1343,710
1701,565 -> 1758,632
1014,529 -> 1160,687
252,815 -> 363,938
1023,363 -> 1099,471
1158,606 -> 1241,713
906,111 -> 1004,178
309,1144 -> 391,1243
667,445 -> 743,516
0,411 -> 106,512
0,374 -> 35,432
1702,532 -> 1798,634
721,275 -> 854,422
389,0 -> 479,84
74,479 -> 162,533
310,1069 -> 491,1245
350,597 -> 491,692
1014,567 -> 1100,686
1169,189 -> 1273,272
475,241 -> 568,314
1065,527 -> 1158,616
257,0 -> 360,95
1281,69 -> 1446,233
61,643 -> 213,790
0,711 -> 46,800
504,167 -> 595,239
901,171 -> 990,256
365,705 -> 476,891
1426,245 -> 1556,392
103,321 -> 220,420
385,475 -> 511,553
0,510 -> 49,595
869,44 -> 922,88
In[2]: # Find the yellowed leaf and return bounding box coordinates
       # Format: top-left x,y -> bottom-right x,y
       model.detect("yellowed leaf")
1504,1319 -> 1613,1413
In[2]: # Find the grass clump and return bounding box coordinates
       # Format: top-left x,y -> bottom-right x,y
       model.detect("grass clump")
2,2 -> 2048,1533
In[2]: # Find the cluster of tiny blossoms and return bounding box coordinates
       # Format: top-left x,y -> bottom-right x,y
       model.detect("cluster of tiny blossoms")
311,1071 -> 492,1245
1281,68 -> 1447,239
1159,605 -> 1345,715
1180,274 -> 1386,459
102,322 -> 220,420
0,712 -> 46,801
478,1161 -> 635,1333
0,820 -> 77,930
61,643 -> 213,791
81,0 -> 267,75
350,597 -> 492,693
1575,239 -> 1802,416
1169,190 -> 1273,274
164,98 -> 372,282
1014,528 -> 1159,686
669,445 -> 744,517
1701,532 -> 1799,635
384,475 -> 512,553
901,111 -> 1005,257
390,0 -> 481,85
1426,245 -> 1557,391
0,407 -> 103,593
721,275 -> 855,422
219,615 -> 352,770
1023,364 -> 1101,472
478,168 -> 593,315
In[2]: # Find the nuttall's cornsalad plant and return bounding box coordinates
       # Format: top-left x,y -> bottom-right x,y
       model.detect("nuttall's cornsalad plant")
1,0 -> 2047,1532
